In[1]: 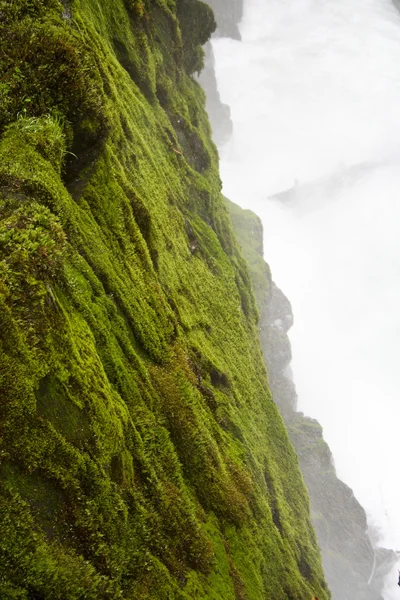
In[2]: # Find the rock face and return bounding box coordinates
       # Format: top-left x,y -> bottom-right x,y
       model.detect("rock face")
227,199 -> 397,600
0,1 -> 329,598
203,0 -> 243,39
197,43 -> 233,146
198,0 -> 242,145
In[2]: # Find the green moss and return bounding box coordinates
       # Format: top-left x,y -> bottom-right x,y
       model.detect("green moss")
0,0 -> 329,598
226,197 -> 272,311
176,0 -> 216,74
0,2 -> 107,144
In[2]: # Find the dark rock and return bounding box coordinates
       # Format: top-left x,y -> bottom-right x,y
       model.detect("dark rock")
203,0 -> 243,39
197,42 -> 233,146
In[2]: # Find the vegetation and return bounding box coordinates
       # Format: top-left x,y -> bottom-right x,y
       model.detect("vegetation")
0,0 -> 329,598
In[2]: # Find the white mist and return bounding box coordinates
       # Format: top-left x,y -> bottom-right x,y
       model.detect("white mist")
212,0 -> 400,597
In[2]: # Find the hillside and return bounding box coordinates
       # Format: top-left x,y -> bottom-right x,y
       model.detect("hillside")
0,1 -> 328,598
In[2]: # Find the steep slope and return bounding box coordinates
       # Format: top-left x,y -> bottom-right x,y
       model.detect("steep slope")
0,1 -> 329,599
227,199 -> 396,600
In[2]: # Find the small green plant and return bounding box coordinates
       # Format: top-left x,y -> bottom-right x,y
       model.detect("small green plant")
5,114 -> 67,171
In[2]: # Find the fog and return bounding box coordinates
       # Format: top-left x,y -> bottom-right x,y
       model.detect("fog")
211,0 -> 400,596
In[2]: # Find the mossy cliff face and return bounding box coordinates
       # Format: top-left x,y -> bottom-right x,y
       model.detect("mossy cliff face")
227,199 -> 396,600
0,1 -> 329,598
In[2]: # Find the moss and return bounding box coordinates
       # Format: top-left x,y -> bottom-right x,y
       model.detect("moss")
176,0 -> 216,74
0,3 -> 107,146
0,0 -> 329,598
226,197 -> 272,311
4,115 -> 67,171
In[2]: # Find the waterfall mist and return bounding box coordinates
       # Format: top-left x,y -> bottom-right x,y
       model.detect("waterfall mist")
212,0 -> 400,596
